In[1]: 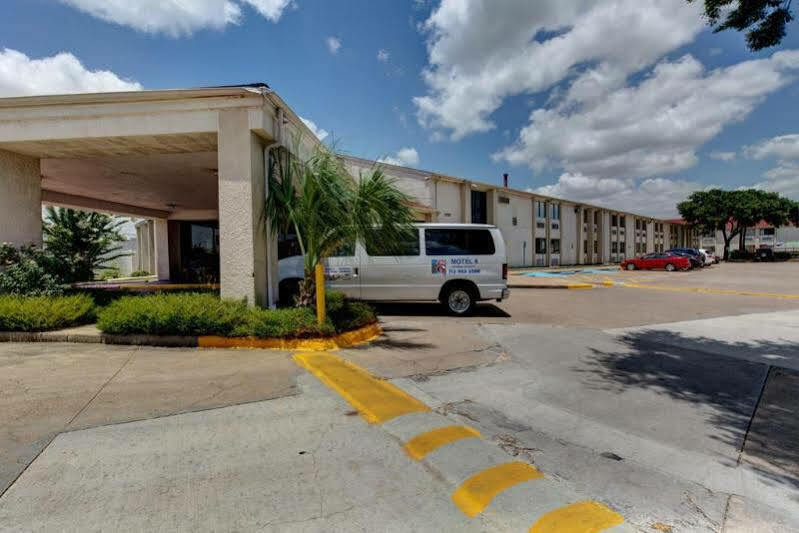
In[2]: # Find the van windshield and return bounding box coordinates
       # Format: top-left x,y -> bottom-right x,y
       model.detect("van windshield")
425,229 -> 495,256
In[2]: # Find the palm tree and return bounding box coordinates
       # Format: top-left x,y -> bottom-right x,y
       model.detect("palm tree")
43,206 -> 130,283
264,146 -> 415,314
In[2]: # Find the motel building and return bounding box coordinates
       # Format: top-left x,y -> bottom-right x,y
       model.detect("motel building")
0,85 -> 698,307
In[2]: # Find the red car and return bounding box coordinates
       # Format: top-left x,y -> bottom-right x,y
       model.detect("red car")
621,252 -> 691,271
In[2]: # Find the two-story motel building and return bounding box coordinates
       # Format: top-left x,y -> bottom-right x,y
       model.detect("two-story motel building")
0,85 -> 697,307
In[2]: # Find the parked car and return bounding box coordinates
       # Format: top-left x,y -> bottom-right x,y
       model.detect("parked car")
278,223 -> 510,315
698,248 -> 718,265
667,248 -> 705,268
755,248 -> 775,262
621,252 -> 692,271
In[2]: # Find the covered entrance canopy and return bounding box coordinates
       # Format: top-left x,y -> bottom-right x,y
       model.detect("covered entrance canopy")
0,85 -> 319,307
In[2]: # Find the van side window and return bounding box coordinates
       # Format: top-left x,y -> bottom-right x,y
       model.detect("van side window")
425,229 -> 495,256
329,240 -> 355,257
365,229 -> 420,257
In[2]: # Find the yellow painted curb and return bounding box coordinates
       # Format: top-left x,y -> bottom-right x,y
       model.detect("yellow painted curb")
404,425 -> 481,460
293,352 -> 429,423
198,322 -> 382,351
567,283 -> 594,290
452,461 -> 544,517
528,500 -> 624,532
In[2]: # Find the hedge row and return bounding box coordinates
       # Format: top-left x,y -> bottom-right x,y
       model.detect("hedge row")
0,291 -> 377,337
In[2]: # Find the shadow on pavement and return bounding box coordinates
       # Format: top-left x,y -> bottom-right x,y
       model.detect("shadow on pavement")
577,329 -> 799,492
372,302 -> 511,318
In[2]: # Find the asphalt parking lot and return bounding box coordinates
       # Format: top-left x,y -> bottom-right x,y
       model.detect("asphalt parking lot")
2,262 -> 799,531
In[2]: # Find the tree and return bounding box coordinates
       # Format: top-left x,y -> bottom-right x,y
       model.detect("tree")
43,207 -> 130,283
264,146 -> 414,318
688,0 -> 794,51
790,201 -> 799,226
678,189 -> 739,260
678,188 -> 795,260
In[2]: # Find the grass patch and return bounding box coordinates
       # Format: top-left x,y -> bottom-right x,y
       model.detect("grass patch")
0,294 -> 96,332
96,292 -> 376,338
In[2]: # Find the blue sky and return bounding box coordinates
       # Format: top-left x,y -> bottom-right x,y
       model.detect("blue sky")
2,0 -> 799,216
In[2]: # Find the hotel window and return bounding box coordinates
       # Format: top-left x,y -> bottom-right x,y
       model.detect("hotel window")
550,203 -> 560,220
611,242 -> 618,253
535,238 -> 547,254
471,190 -> 487,224
583,210 -> 589,223
594,240 -> 599,253
583,240 -> 588,254
762,227 -> 775,236
536,201 -> 546,219
594,211 -> 600,224
550,239 -> 561,254
620,216 -> 626,227
611,214 -> 618,227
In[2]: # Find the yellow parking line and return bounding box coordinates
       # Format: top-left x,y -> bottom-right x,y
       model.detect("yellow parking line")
622,282 -> 799,299
452,461 -> 544,517
293,352 -> 429,423
528,500 -> 624,532
404,425 -> 481,460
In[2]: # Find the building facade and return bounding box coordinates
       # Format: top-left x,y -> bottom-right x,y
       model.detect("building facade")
343,155 -> 699,268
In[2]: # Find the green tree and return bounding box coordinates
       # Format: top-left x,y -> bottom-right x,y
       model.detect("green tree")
790,201 -> 799,226
688,0 -> 794,50
43,207 -> 130,283
264,146 -> 414,310
678,189 -> 741,260
732,189 -> 794,250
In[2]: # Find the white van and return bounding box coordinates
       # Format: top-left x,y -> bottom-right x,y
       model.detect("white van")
278,223 -> 510,315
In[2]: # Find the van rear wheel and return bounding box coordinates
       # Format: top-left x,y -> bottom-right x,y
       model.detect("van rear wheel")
443,286 -> 475,316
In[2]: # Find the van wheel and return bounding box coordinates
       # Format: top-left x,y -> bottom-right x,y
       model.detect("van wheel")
665,263 -> 676,272
443,286 -> 475,316
626,263 -> 636,271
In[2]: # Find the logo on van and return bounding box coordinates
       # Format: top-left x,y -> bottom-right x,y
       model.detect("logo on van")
431,259 -> 447,275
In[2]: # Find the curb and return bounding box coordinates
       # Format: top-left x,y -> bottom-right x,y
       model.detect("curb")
0,323 -> 382,351
508,283 -> 594,290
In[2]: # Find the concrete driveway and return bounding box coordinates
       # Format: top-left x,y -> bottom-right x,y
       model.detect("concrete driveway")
2,262 -> 799,531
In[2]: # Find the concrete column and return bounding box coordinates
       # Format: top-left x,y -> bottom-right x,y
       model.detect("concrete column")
461,182 -> 472,223
218,108 -> 267,306
586,209 -> 595,263
153,219 -> 170,281
0,149 -> 41,246
544,202 -> 551,266
576,207 -> 584,264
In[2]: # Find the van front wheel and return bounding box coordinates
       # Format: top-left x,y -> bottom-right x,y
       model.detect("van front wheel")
443,286 -> 475,316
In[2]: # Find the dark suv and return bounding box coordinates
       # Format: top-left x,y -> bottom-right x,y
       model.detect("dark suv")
667,248 -> 704,269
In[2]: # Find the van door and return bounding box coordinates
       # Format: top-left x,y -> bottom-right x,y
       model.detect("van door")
323,240 -> 361,299
360,228 -> 427,300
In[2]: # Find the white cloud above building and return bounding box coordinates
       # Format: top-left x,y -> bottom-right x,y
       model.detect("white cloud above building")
0,48 -> 141,96
378,147 -> 420,167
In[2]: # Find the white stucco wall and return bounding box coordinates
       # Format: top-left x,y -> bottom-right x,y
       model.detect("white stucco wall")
495,194 -> 533,266
560,204 -> 577,265
646,221 -> 655,253
0,149 -> 41,246
344,158 -> 433,208
601,211 -> 611,263
434,180 -> 462,222
625,216 -> 635,257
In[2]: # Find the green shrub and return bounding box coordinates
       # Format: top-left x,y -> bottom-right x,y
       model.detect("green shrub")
0,294 -> 96,331
774,251 -> 793,261
236,306 -> 328,338
130,270 -> 151,277
96,291 -> 376,338
730,249 -> 754,261
97,293 -> 247,336
0,244 -> 64,296
98,268 -> 121,281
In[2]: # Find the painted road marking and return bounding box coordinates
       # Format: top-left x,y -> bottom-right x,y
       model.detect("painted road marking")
528,500 -> 624,532
452,461 -> 544,517
622,282 -> 799,299
293,352 -> 429,423
404,425 -> 481,460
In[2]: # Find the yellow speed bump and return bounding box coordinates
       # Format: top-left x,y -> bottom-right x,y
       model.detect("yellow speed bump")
404,425 -> 481,460
452,461 -> 544,517
293,352 -> 429,423
528,500 -> 624,532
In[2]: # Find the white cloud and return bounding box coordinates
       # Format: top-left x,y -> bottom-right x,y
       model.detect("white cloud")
744,134 -> 799,160
414,0 -> 705,140
378,147 -> 420,167
0,48 -> 142,96
494,51 -> 799,180
326,36 -> 342,54
709,151 -> 736,161
536,173 -> 707,217
377,49 -> 390,62
299,117 -> 328,141
755,162 -> 799,199
58,0 -> 292,37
